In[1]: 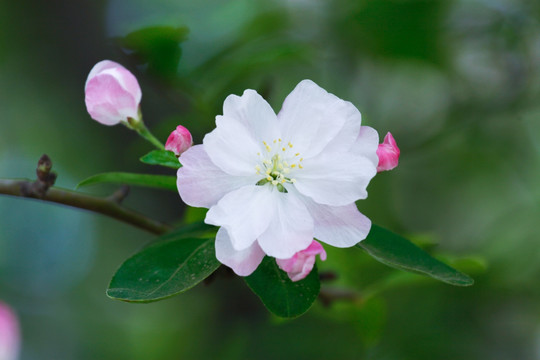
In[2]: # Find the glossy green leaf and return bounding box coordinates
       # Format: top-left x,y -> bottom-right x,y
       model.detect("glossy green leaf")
358,225 -> 474,286
107,237 -> 219,302
244,256 -> 320,318
140,150 -> 181,169
77,172 -> 177,191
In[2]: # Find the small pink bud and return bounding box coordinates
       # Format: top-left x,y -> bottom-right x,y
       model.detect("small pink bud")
376,132 -> 400,172
165,125 -> 193,156
276,240 -> 327,282
85,60 -> 142,126
0,302 -> 20,360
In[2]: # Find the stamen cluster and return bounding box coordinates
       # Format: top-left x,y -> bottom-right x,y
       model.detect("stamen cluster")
255,139 -> 303,192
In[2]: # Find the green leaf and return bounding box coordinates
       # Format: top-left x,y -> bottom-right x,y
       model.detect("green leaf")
358,225 -> 474,286
77,172 -> 177,191
107,237 -> 219,302
244,256 -> 320,318
140,150 -> 181,169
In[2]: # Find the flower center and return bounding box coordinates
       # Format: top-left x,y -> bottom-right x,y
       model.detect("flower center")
254,139 -> 303,193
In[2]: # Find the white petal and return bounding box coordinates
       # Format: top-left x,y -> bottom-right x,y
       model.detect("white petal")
204,90 -> 279,176
319,101 -> 362,155
203,116 -> 261,176
303,199 -> 372,248
223,89 -> 280,142
294,151 -> 377,206
351,126 -> 379,168
205,185 -> 274,251
215,228 -> 265,276
257,191 -> 314,259
177,145 -> 257,208
277,80 -> 358,159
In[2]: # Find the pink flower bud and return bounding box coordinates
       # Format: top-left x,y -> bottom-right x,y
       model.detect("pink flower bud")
276,240 -> 327,282
376,132 -> 400,172
165,125 -> 193,156
0,302 -> 20,360
84,60 -> 142,126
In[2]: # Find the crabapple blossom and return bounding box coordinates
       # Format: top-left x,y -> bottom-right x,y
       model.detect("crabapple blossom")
165,125 -> 193,156
0,302 -> 19,360
177,80 -> 379,277
376,132 -> 400,172
85,60 -> 142,126
276,240 -> 327,282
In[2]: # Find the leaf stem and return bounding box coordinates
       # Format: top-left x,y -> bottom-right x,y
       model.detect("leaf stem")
0,178 -> 171,235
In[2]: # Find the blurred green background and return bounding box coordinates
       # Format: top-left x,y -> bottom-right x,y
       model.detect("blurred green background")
1,0 -> 540,358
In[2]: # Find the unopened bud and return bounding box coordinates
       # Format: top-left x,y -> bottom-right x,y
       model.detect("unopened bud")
376,132 -> 400,172
84,60 -> 142,126
36,154 -> 52,179
165,125 -> 193,156
276,240 -> 327,282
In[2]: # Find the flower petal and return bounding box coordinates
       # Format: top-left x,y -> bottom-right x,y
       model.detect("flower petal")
303,199 -> 372,248
0,301 -> 20,360
177,145 -> 257,208
257,190 -> 314,259
223,89 -> 280,142
351,126 -> 379,168
203,116 -> 260,176
204,90 -> 279,176
215,228 -> 265,276
277,80 -> 359,159
319,104 -> 362,155
205,185 -> 274,251
294,151 -> 377,206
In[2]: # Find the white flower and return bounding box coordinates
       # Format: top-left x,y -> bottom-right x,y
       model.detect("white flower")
177,80 -> 379,276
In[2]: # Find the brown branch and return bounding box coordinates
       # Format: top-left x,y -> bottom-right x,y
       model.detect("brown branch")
318,286 -> 362,307
0,179 -> 172,235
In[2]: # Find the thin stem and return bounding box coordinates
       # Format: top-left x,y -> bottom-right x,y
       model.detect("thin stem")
136,124 -> 165,150
0,179 -> 171,235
